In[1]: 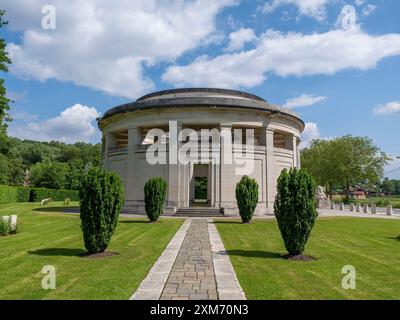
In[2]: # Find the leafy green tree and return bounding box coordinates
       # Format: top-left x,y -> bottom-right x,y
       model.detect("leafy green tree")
0,10 -> 11,129
65,159 -> 85,190
381,178 -> 395,195
394,180 -> 400,195
235,176 -> 259,223
29,162 -> 68,189
144,177 -> 167,222
274,168 -> 317,256
301,136 -> 390,198
0,153 -> 8,184
79,167 -> 124,253
21,144 -> 44,165
0,153 -> 24,185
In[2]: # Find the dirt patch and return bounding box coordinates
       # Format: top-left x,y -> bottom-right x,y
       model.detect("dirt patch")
81,250 -> 118,259
282,254 -> 316,262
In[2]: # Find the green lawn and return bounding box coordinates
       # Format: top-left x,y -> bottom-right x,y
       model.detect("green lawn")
0,202 -> 182,300
215,217 -> 400,300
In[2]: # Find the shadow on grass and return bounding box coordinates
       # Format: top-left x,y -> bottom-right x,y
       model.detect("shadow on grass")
28,248 -> 86,257
213,221 -> 244,225
33,206 -> 79,213
118,220 -> 150,224
387,236 -> 400,241
226,249 -> 282,259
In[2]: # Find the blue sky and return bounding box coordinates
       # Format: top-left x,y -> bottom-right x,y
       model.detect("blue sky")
0,0 -> 399,177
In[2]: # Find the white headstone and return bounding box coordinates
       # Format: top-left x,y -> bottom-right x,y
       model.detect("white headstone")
387,205 -> 393,216
350,203 -> 354,212
340,203 -> 344,211
10,215 -> 17,231
363,204 -> 369,213
371,204 -> 377,214
356,203 -> 361,212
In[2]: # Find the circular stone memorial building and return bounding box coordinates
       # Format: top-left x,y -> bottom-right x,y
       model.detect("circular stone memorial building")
98,88 -> 304,215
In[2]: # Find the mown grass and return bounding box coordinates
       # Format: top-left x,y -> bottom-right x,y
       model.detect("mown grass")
0,202 -> 182,299
215,217 -> 400,300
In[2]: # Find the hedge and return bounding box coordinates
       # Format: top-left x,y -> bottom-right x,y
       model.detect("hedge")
0,185 -> 79,204
28,188 -> 79,202
0,185 -> 30,205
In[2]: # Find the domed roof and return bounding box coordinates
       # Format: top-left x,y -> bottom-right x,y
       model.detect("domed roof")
100,88 -> 303,128
137,88 -> 266,103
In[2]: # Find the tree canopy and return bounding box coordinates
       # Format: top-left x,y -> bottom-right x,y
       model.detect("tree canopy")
301,135 -> 390,196
0,10 -> 11,129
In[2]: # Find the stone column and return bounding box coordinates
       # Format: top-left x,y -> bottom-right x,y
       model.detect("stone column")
387,205 -> 393,216
350,203 -> 354,212
265,128 -> 275,208
363,204 -> 369,213
125,126 -> 141,201
371,204 -> 377,214
296,141 -> 301,168
340,203 -> 344,211
356,203 -> 361,212
292,135 -> 298,168
219,124 -> 233,210
168,121 -> 183,209
103,132 -> 117,169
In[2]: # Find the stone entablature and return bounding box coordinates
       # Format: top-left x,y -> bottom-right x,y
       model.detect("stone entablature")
98,88 -> 304,216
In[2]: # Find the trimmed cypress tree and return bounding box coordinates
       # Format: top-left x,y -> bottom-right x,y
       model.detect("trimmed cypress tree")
274,168 -> 317,256
235,176 -> 259,223
144,177 -> 167,222
79,167 -> 124,254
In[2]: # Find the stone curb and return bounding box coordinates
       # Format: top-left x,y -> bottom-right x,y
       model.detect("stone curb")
207,219 -> 246,300
129,218 -> 191,300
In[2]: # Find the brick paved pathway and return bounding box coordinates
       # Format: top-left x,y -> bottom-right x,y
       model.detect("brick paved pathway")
160,219 -> 217,300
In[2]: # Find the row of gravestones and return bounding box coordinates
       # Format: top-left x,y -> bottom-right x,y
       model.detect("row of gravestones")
331,202 -> 393,216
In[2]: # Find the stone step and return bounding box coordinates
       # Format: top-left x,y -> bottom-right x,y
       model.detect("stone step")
175,207 -> 223,217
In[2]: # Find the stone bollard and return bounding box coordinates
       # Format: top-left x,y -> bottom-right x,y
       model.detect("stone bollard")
331,202 -> 335,210
387,205 -> 393,216
339,203 -> 344,211
371,204 -> 377,214
349,203 -> 354,212
356,203 -> 361,212
363,204 -> 369,214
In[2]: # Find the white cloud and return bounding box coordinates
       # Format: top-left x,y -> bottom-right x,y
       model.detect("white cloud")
355,0 -> 366,6
373,101 -> 400,115
225,28 -> 256,52
362,4 -> 377,16
262,0 -> 331,21
163,29 -> 400,88
300,122 -> 320,149
8,104 -> 101,143
283,93 -> 327,108
9,109 -> 38,122
2,0 -> 237,99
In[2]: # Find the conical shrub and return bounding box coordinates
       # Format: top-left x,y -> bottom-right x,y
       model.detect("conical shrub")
144,177 -> 167,222
235,175 -> 259,223
79,167 -> 124,253
274,168 -> 317,256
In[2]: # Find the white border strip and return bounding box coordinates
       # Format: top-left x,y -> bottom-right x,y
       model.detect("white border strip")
207,219 -> 246,300
130,218 -> 192,300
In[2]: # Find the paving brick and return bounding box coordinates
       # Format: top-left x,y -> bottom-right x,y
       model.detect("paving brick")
160,219 -> 218,300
